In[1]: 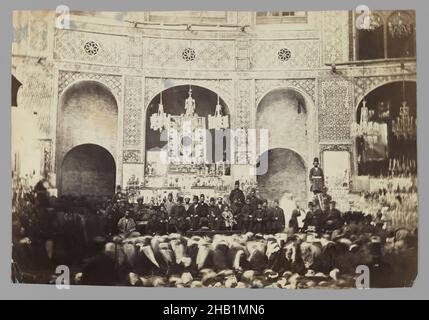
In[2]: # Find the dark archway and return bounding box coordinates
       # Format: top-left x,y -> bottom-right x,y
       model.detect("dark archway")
61,144 -> 116,197
256,148 -> 307,203
356,81 -> 416,176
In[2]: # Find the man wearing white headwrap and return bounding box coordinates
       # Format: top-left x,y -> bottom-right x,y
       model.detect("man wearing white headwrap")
212,238 -> 230,271
246,240 -> 267,272
193,239 -> 213,272
134,236 -> 160,275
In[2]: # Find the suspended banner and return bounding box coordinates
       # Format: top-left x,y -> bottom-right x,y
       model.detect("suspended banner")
362,123 -> 388,162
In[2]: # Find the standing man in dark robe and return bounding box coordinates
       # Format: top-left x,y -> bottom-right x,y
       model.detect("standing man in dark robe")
309,157 -> 325,205
271,199 -> 286,234
189,195 -> 199,231
229,180 -> 245,207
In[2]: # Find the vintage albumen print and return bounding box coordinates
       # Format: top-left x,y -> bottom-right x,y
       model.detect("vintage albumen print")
11,9 -> 417,288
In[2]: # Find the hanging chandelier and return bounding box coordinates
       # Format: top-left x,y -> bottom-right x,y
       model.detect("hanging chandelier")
208,89 -> 229,130
357,11 -> 383,31
150,28 -> 171,132
392,65 -> 416,140
351,100 -> 381,138
150,78 -> 171,132
392,101 -> 416,140
208,28 -> 229,130
388,11 -> 413,39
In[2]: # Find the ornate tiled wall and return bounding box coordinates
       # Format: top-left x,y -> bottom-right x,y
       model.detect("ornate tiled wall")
54,29 -> 129,66
249,40 -> 320,70
236,79 -> 253,129
123,76 -> 143,163
12,11 -> 417,191
322,11 -> 349,64
143,38 -> 236,71
318,78 -> 353,142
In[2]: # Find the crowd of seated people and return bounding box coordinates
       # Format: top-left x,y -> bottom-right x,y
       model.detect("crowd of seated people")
11,178 -> 418,288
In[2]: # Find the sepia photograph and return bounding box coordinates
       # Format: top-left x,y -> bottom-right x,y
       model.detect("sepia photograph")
11,8 -> 418,289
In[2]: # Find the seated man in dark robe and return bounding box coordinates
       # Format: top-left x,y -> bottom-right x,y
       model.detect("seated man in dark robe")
195,194 -> 209,227
156,205 -> 169,235
315,201 -> 328,233
302,201 -> 316,232
170,197 -> 187,234
237,197 -> 252,232
146,212 -> 160,235
261,200 -> 271,233
207,197 -> 222,230
216,197 -> 226,212
231,197 -> 242,220
324,200 -> 343,231
252,202 -> 265,234
271,199 -> 286,234
117,210 -> 137,238
248,188 -> 263,212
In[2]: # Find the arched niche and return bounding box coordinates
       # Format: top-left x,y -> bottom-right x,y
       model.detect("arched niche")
145,84 -> 230,165
61,144 -> 116,197
57,80 -> 118,193
355,81 -> 416,176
